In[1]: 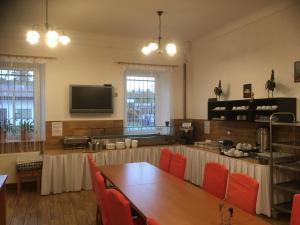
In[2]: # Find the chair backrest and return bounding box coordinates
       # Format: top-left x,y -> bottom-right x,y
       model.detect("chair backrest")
226,173 -> 259,214
95,171 -> 111,225
169,153 -> 187,180
87,153 -> 95,191
291,194 -> 300,225
202,162 -> 228,199
158,148 -> 172,172
147,218 -> 162,225
106,189 -> 134,225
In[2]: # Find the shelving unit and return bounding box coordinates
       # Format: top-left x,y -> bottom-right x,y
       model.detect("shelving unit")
207,98 -> 296,122
270,112 -> 300,216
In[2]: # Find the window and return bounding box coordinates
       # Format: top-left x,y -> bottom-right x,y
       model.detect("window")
0,61 -> 45,142
124,68 -> 171,135
125,75 -> 156,133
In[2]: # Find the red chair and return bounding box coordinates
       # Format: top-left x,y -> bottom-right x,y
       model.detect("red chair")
158,148 -> 172,172
291,194 -> 300,225
169,153 -> 186,180
226,173 -> 259,214
95,171 -> 111,225
202,162 -> 228,199
106,189 -> 141,225
87,153 -> 96,191
147,218 -> 161,225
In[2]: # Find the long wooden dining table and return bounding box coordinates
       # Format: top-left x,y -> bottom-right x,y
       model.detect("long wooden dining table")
99,162 -> 271,225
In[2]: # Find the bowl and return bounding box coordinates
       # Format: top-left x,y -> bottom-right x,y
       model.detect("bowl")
106,143 -> 116,150
125,139 -> 131,148
132,140 -> 138,148
116,142 -> 125,149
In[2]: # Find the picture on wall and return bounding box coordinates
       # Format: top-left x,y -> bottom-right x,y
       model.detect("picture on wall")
243,84 -> 252,98
294,61 -> 300,82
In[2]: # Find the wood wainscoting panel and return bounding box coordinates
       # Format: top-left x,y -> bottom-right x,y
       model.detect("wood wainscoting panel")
45,120 -> 123,149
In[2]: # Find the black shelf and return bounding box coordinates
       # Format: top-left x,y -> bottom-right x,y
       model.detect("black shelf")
273,202 -> 292,214
272,142 -> 300,150
273,161 -> 300,173
207,98 -> 296,122
273,181 -> 300,194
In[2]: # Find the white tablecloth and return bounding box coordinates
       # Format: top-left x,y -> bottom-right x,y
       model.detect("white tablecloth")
41,145 -> 272,216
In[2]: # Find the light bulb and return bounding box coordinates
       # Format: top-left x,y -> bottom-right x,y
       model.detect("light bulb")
46,30 -> 59,41
46,39 -> 58,48
166,43 -> 177,56
148,42 -> 158,51
141,46 -> 151,55
46,30 -> 59,48
26,30 -> 40,45
59,35 -> 71,45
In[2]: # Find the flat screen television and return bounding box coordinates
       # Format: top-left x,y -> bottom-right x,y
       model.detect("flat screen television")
70,85 -> 113,113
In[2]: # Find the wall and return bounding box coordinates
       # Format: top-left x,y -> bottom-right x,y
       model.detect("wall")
0,31 -> 185,121
0,30 -> 185,182
188,2 -> 300,120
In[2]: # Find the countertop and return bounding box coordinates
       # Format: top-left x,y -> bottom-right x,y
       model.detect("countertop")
43,145 -> 261,164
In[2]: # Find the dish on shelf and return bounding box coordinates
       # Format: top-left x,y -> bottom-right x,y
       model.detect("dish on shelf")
232,106 -> 248,110
256,105 -> 278,110
212,106 -> 226,111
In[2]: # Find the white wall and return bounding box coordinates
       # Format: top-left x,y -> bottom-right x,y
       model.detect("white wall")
0,31 -> 185,121
188,2 -> 300,119
0,30 -> 185,183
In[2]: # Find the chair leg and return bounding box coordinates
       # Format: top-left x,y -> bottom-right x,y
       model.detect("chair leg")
96,206 -> 103,225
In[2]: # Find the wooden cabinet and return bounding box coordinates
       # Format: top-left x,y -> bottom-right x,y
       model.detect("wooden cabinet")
207,97 -> 296,122
0,175 -> 7,225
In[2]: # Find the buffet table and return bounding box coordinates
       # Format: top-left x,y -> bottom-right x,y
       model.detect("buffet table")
41,145 -> 271,216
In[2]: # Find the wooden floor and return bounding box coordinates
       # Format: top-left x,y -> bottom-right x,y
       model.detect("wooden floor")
6,189 -> 290,225
6,190 -> 96,225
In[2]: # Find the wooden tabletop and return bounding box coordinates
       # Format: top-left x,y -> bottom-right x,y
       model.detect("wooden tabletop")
99,162 -> 271,225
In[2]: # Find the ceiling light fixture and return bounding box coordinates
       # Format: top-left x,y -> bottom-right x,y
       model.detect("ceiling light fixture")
141,11 -> 177,56
26,0 -> 71,48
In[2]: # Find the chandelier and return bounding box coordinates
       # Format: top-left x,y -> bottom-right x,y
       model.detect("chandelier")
26,0 -> 71,48
141,11 -> 176,56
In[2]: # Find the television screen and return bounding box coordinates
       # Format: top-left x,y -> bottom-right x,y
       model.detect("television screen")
70,85 -> 113,113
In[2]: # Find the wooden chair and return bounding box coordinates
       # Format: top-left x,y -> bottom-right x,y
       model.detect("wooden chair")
291,194 -> 300,225
226,173 -> 259,214
169,153 -> 186,180
106,189 -> 143,225
202,162 -> 228,199
147,218 -> 161,225
158,148 -> 172,172
95,171 -> 111,225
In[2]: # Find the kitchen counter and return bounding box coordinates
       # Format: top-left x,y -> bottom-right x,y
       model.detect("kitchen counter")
43,144 -> 261,164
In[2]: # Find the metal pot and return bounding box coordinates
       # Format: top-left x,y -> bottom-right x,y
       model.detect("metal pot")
256,128 -> 269,152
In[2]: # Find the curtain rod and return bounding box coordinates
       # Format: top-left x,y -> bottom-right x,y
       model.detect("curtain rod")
0,53 -> 56,60
115,61 -> 178,68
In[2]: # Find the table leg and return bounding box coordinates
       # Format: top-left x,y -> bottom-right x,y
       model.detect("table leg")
17,175 -> 21,195
0,184 -> 6,225
37,173 -> 41,193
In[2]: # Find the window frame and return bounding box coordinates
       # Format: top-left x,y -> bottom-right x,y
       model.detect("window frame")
124,71 -> 158,134
0,62 -> 45,142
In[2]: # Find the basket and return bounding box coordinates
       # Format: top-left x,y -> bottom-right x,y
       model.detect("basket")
16,157 -> 43,172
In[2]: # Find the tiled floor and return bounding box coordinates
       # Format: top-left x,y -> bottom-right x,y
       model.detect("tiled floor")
6,189 -> 290,225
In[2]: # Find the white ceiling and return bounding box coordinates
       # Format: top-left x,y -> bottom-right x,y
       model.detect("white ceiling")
0,0 -> 294,41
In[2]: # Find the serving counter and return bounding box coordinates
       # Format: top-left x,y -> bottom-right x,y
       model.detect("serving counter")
41,145 -> 273,216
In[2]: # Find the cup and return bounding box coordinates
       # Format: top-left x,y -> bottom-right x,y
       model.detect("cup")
125,138 -> 131,148
131,140 -> 138,148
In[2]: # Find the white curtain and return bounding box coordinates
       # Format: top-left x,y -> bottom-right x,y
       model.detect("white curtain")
0,56 -> 46,153
122,64 -> 176,135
